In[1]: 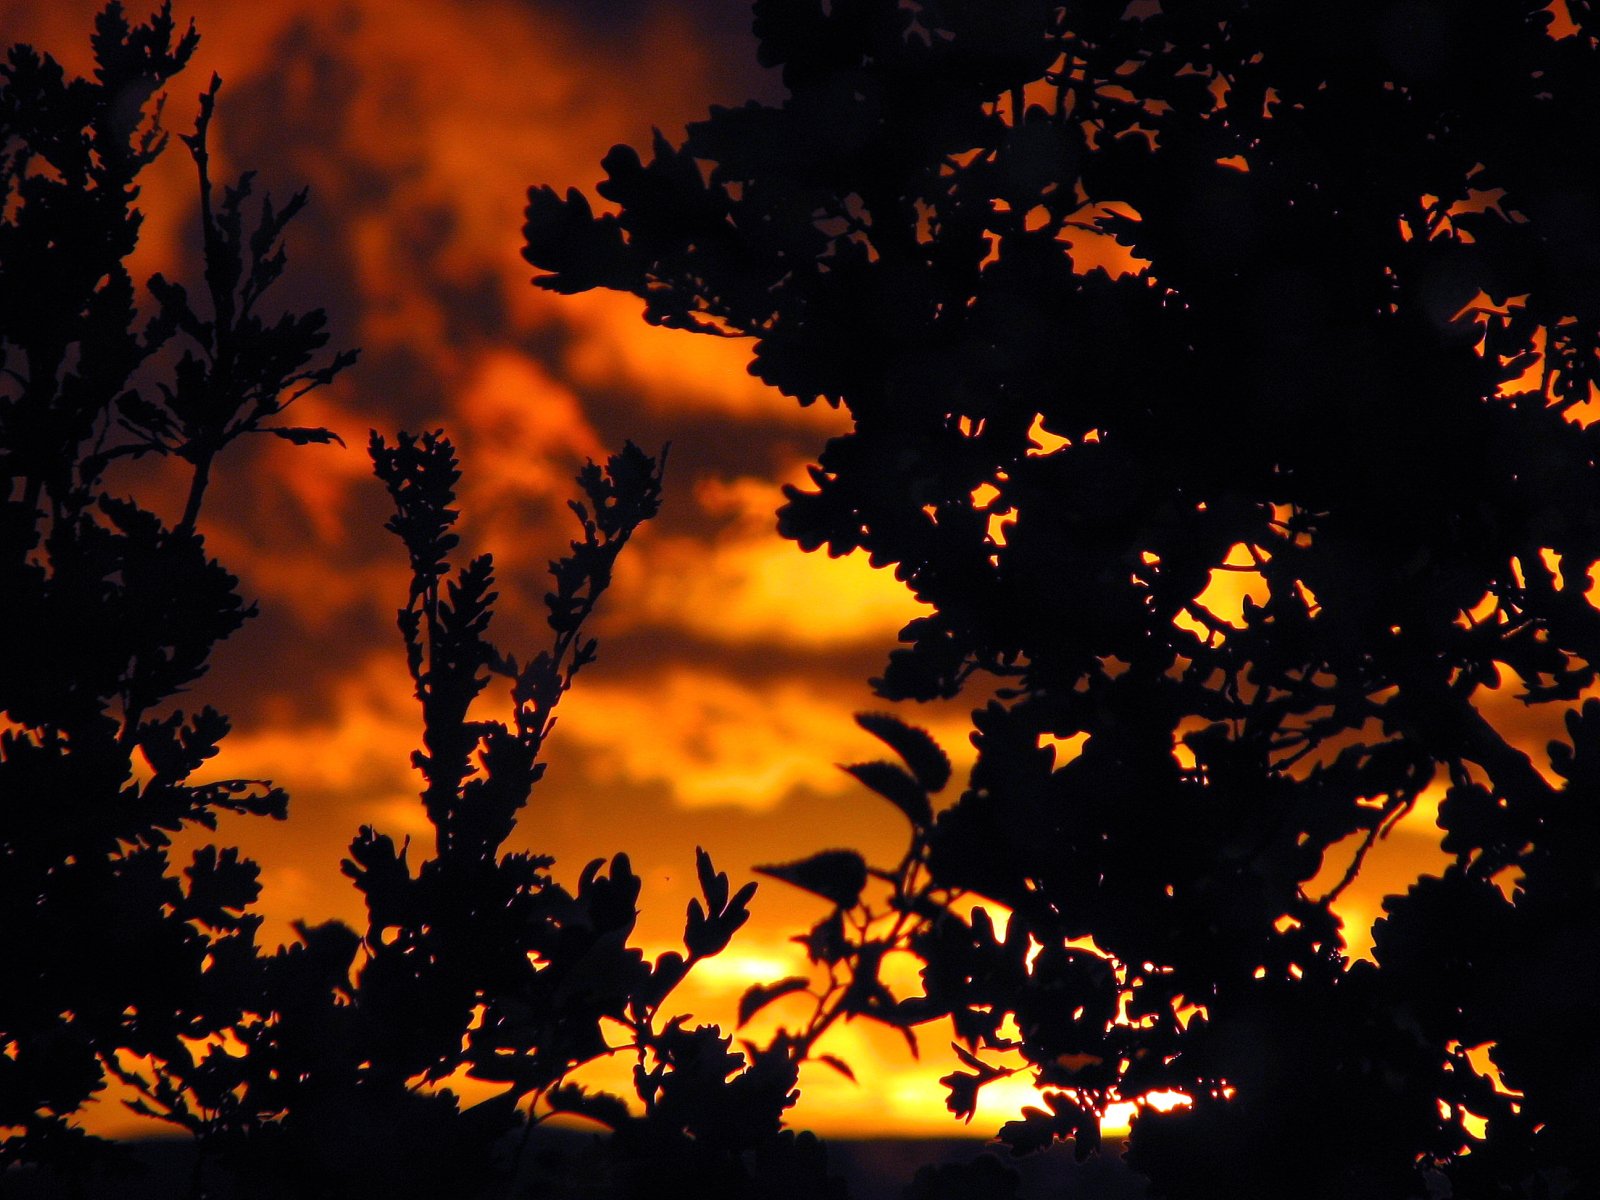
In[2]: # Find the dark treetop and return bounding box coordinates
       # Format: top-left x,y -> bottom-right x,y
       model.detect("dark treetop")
526,3 -> 1600,1197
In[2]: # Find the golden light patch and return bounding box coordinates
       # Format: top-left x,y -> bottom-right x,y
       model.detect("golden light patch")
205,652 -> 421,802
1309,782 -> 1454,962
550,290 -> 853,428
609,473 -> 929,647
1471,658 -> 1590,790
558,667 -> 974,812
1026,413 -> 1071,455
611,532 -> 927,647
1174,542 -> 1271,640
1039,729 -> 1088,766
1059,202 -> 1151,278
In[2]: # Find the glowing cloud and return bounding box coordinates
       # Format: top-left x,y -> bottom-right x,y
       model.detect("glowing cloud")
558,667 -> 973,812
611,473 -> 929,647
547,289 -> 851,428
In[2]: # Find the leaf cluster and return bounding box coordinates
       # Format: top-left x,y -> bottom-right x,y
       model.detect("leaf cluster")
5,12 -> 845,1198
2,5 -> 349,1173
153,433 -> 837,1200
526,2 -> 1600,1196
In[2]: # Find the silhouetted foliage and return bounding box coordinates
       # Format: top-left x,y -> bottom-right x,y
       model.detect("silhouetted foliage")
527,2 -> 1600,1197
4,10 -> 855,1199
126,428 -> 831,1200
1,2 -> 347,1176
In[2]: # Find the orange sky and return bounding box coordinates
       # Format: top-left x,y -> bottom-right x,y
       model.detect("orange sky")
1,0 -> 1562,1142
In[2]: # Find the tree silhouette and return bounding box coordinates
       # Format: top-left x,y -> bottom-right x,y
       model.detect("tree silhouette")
1,3 -> 348,1175
526,2 -> 1600,1197
3,9 -> 850,1198
125,429 -> 825,1200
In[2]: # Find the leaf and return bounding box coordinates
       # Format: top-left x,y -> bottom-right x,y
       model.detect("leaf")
951,1042 -> 999,1076
793,910 -> 847,964
905,1023 -> 922,1058
182,845 -> 261,927
755,849 -> 868,907
684,878 -> 756,958
840,760 -> 931,826
638,950 -> 687,1010
855,712 -> 952,791
941,1070 -> 985,1121
997,1107 -> 1060,1156
696,844 -> 729,913
816,1054 -> 856,1083
737,975 -> 811,1027
997,1091 -> 1100,1159
268,425 -> 344,446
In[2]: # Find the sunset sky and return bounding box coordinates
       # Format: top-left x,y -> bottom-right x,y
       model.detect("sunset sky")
4,0 -> 1559,1141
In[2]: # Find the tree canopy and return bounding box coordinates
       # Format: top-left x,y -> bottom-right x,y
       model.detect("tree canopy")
526,3 -> 1600,1196
7,2 -> 1600,1196
2,8 -> 838,1198
1,3 -> 340,1170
